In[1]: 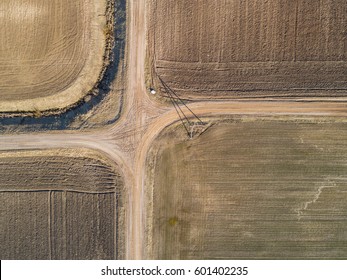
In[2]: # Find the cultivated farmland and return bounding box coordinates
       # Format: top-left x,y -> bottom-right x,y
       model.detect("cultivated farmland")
145,117 -> 347,259
148,0 -> 347,100
0,149 -> 125,260
1,0 -> 347,261
0,0 -> 107,113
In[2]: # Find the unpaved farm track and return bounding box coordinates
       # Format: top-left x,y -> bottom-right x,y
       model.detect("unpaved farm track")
0,0 -> 347,259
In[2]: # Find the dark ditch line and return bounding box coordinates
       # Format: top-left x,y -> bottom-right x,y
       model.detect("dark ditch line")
0,0 -> 126,132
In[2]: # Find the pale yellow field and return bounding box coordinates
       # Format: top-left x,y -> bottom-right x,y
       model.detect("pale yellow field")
0,0 -> 106,112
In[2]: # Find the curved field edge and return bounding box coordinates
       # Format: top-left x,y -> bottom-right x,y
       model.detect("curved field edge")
0,148 -> 127,259
0,0 -> 123,119
144,116 -> 347,259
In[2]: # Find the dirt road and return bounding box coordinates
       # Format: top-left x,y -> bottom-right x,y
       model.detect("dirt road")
0,0 -> 347,259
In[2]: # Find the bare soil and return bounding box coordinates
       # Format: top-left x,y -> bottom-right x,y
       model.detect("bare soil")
148,0 -> 347,100
0,149 -> 126,260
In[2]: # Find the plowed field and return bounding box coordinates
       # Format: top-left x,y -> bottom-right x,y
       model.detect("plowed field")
148,0 -> 347,99
0,149 -> 125,260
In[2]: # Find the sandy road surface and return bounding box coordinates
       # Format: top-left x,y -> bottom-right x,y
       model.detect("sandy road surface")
1,0 -> 347,259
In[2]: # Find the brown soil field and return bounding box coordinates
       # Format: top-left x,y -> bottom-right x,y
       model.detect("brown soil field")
145,117 -> 347,259
148,0 -> 347,100
0,0 -> 106,113
0,149 -> 126,260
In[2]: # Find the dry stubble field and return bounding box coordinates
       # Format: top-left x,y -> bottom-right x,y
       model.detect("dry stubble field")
145,118 -> 347,259
0,0 -> 106,113
0,149 -> 126,260
148,0 -> 347,99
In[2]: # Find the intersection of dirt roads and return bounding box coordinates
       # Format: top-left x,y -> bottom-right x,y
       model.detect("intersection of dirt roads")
0,0 -> 346,259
